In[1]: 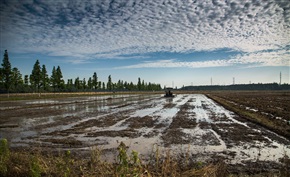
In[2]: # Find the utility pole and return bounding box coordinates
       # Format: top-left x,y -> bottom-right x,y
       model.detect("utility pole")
280,72 -> 281,85
211,77 -> 212,86
233,77 -> 235,85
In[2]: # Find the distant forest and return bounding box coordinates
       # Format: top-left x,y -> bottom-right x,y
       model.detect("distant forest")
0,50 -> 162,93
180,83 -> 290,91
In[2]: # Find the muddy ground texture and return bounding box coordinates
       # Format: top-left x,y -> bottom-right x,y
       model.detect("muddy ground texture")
0,93 -> 289,174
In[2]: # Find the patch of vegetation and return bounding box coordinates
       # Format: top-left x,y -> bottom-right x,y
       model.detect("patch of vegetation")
1,138 -> 288,176
0,138 -> 229,177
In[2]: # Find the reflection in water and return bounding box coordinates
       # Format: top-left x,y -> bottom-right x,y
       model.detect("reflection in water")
0,94 -> 289,165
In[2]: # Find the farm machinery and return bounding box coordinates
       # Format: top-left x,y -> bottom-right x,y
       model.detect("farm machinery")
164,87 -> 174,97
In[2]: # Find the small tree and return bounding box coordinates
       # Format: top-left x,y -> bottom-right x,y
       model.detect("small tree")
74,77 -> 80,91
11,67 -> 23,92
30,60 -> 41,92
1,50 -> 12,94
87,77 -> 92,90
102,82 -> 106,90
82,78 -> 86,91
98,81 -> 102,90
56,66 -> 64,90
137,77 -> 141,91
50,66 -> 57,92
107,75 -> 112,91
92,72 -> 98,90
41,65 -> 49,91
66,79 -> 73,91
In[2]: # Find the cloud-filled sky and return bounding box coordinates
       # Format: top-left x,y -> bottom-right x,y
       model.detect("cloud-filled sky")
1,0 -> 289,87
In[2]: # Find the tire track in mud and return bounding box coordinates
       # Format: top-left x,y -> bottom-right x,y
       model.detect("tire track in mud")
2,94 -> 289,169
41,95 -> 161,134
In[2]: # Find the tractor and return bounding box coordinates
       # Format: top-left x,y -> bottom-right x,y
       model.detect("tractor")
164,87 -> 174,97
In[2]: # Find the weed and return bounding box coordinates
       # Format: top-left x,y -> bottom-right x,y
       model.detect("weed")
117,142 -> 130,176
56,150 -> 74,177
116,142 -> 143,176
0,139 -> 10,176
30,156 -> 42,177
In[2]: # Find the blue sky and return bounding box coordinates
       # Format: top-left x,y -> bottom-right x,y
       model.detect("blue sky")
1,0 -> 289,88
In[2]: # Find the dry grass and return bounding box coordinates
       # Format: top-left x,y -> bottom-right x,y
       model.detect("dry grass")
0,139 -> 229,177
1,138 -> 289,176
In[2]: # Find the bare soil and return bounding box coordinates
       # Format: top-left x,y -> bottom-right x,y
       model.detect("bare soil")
0,93 -> 289,174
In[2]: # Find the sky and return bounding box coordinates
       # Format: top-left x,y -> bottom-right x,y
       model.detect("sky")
0,0 -> 289,88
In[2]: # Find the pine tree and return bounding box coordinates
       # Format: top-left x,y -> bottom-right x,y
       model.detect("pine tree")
41,65 -> 49,91
56,66 -> 64,90
102,82 -> 105,90
23,74 -> 30,92
1,50 -> 12,92
74,77 -> 80,91
11,67 -> 23,92
107,75 -> 112,91
24,75 -> 29,85
92,72 -> 98,90
88,77 -> 92,90
137,77 -> 141,91
30,60 -> 41,92
67,79 -> 73,91
50,66 -> 57,91
82,78 -> 86,90
98,81 -> 102,90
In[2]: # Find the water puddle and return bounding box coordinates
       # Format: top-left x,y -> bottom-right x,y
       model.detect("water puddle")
1,94 -> 289,166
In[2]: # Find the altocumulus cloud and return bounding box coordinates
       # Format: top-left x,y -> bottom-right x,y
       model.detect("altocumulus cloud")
1,0 -> 289,67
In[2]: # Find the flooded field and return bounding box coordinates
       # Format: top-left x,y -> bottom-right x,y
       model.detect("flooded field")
0,94 -> 289,170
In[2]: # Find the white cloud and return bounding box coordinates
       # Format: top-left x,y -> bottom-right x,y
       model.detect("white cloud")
1,0 -> 289,66
117,49 -> 290,69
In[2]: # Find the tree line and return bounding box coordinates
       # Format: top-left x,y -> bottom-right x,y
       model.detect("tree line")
0,50 -> 162,93
181,83 -> 290,91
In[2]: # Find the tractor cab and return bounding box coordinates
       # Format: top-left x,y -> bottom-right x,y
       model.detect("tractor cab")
164,87 -> 174,97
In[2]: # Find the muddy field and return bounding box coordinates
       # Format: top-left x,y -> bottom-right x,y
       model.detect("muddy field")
0,93 -> 289,172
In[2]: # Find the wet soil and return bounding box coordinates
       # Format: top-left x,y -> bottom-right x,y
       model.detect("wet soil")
0,94 -> 289,173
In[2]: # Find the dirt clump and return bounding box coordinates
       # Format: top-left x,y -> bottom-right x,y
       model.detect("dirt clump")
124,116 -> 157,129
86,128 -> 140,138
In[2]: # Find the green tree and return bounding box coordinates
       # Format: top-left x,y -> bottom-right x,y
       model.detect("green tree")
74,77 -> 80,91
50,66 -> 57,91
137,77 -> 141,91
102,82 -> 105,90
98,81 -> 102,90
30,60 -> 41,92
82,78 -> 86,90
56,66 -> 64,90
124,81 -> 128,90
87,77 -> 92,90
1,50 -> 12,93
11,67 -> 23,92
142,80 -> 145,90
23,74 -> 30,92
129,82 -> 134,91
107,75 -> 112,91
41,65 -> 49,91
92,72 -> 98,90
66,79 -> 73,91
24,75 -> 29,85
